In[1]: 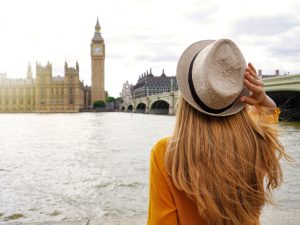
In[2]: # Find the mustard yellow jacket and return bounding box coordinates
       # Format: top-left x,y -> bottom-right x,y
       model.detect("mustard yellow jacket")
147,108 -> 280,225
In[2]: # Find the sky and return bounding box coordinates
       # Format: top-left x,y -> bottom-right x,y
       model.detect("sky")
0,0 -> 299,97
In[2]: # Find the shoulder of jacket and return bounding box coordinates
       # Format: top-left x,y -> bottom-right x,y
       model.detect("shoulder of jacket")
151,137 -> 170,170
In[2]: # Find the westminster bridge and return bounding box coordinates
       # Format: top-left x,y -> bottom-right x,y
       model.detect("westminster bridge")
120,74 -> 300,120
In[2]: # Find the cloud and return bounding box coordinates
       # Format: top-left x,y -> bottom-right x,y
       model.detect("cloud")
233,15 -> 300,36
135,54 -> 178,62
267,29 -> 300,58
270,43 -> 300,57
183,1 -> 218,23
133,38 -> 181,64
184,10 -> 215,24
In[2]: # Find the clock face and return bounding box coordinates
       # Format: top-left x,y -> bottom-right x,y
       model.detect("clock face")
94,47 -> 102,55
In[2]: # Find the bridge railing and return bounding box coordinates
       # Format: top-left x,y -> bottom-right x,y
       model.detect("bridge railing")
263,74 -> 300,84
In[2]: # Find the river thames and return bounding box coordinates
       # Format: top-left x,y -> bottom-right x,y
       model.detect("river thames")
0,112 -> 299,224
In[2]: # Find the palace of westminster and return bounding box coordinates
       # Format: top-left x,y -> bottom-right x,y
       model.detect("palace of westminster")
0,19 -> 105,112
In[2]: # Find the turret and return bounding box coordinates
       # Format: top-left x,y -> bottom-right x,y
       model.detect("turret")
27,62 -> 33,79
161,69 -> 166,77
36,61 -> 52,77
149,68 -> 154,76
64,61 -> 79,76
76,61 -> 79,72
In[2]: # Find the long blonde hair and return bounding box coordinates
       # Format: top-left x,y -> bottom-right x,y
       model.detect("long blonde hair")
165,97 -> 290,225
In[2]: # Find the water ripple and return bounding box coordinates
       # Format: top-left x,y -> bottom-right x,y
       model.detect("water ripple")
0,113 -> 298,223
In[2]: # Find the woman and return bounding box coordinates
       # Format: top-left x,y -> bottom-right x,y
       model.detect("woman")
147,39 -> 290,225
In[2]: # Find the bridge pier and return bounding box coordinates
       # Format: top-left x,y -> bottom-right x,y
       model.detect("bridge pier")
168,92 -> 175,115
168,107 -> 174,115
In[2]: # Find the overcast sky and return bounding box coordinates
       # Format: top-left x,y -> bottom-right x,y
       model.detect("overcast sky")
0,0 -> 299,97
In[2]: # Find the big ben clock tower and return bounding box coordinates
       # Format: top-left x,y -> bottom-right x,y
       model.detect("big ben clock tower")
91,18 -> 105,103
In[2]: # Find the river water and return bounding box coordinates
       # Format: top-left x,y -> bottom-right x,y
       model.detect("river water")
0,113 -> 299,224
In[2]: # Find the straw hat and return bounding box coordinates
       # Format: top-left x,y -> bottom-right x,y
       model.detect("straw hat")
176,39 -> 249,117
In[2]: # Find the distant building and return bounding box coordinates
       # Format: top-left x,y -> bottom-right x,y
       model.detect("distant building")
84,85 -> 92,108
0,66 -> 36,112
0,19 -> 104,113
0,62 -> 85,112
132,69 -> 178,99
120,80 -> 133,105
91,18 -> 105,103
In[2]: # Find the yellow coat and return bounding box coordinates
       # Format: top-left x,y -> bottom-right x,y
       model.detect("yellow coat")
147,108 -> 280,225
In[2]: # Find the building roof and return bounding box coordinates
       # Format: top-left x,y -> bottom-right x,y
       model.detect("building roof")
133,69 -> 176,89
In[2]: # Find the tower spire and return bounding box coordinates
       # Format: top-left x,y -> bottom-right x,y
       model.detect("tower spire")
95,17 -> 101,33
27,61 -> 32,79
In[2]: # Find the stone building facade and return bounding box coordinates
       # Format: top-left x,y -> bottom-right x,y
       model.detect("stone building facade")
132,69 -> 178,99
0,67 -> 35,112
120,81 -> 133,105
91,18 -> 105,103
0,62 -> 85,112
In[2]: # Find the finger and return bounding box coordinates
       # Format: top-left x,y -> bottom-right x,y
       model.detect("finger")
246,67 -> 259,80
244,79 -> 264,93
240,96 -> 257,105
245,72 -> 264,87
248,62 -> 257,75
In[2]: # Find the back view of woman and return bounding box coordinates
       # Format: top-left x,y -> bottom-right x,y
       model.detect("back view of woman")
147,39 -> 290,225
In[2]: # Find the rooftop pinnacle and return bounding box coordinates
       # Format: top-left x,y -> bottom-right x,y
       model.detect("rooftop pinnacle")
95,17 -> 101,33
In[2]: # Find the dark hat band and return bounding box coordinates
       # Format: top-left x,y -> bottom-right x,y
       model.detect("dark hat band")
188,51 -> 236,114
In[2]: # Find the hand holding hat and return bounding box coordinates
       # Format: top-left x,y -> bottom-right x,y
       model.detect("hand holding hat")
240,63 -> 276,109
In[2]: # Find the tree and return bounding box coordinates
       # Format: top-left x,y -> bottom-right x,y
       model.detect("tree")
105,91 -> 109,101
105,91 -> 116,103
93,100 -> 106,108
107,96 -> 115,103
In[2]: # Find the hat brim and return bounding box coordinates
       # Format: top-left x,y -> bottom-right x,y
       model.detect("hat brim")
176,40 -> 249,117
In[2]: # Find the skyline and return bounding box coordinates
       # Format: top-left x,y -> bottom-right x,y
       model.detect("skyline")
0,0 -> 299,97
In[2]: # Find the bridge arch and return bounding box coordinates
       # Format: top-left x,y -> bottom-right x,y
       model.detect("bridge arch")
121,106 -> 125,112
150,100 -> 170,114
136,102 -> 146,113
127,105 -> 133,112
267,90 -> 300,120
